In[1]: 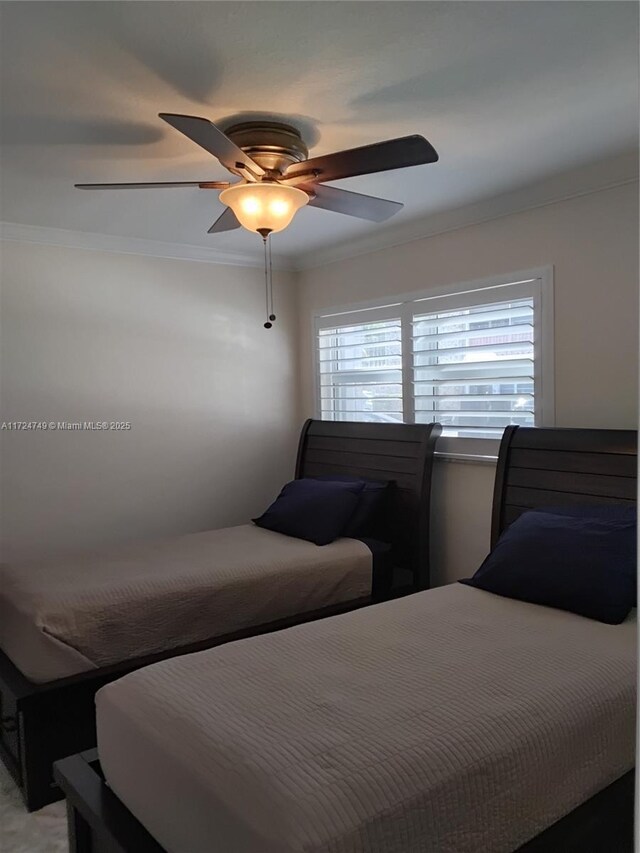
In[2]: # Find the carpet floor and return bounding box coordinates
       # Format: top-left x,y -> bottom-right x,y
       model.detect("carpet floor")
0,762 -> 68,853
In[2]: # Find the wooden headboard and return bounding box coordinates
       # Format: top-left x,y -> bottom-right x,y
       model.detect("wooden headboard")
492,425 -> 637,547
296,419 -> 442,592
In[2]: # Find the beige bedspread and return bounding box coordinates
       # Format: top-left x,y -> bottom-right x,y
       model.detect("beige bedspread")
96,583 -> 636,853
0,525 -> 372,682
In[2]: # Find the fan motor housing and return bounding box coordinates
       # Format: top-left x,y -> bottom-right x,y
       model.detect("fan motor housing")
224,122 -> 308,175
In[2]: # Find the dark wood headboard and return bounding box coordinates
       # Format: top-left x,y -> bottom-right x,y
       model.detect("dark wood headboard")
296,419 -> 442,592
492,425 -> 637,547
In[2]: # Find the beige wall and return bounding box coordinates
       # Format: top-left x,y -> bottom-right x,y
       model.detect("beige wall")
1,182 -> 637,576
0,241 -> 300,561
298,182 -> 639,583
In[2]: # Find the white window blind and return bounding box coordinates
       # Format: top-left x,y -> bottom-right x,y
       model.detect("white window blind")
412,297 -> 535,438
314,269 -> 553,447
318,318 -> 404,422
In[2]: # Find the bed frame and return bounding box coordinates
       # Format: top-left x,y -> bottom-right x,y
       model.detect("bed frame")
53,424 -> 637,853
0,418 -> 440,811
491,425 -> 637,544
296,419 -> 441,595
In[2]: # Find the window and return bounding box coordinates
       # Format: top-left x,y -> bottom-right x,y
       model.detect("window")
314,269 -> 554,454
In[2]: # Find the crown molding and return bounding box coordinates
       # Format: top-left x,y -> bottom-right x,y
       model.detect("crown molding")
292,153 -> 639,271
0,222 -> 296,271
2,154 -> 637,274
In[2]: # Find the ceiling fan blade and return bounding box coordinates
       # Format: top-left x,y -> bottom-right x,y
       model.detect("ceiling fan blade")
75,181 -> 230,190
208,206 -> 241,234
159,113 -> 265,180
303,184 -> 402,222
283,136 -> 438,184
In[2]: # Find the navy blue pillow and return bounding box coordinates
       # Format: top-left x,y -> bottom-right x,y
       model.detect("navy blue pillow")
462,509 -> 637,624
532,507 -> 636,606
314,475 -> 390,537
253,478 -> 365,546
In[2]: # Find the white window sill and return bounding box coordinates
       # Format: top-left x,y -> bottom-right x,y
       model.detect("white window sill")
434,434 -> 501,459
434,451 -> 498,466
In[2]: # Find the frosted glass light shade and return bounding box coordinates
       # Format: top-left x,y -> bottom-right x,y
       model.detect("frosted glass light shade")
219,182 -> 309,234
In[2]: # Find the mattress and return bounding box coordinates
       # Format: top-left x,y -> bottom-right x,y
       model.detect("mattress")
96,583 -> 636,853
0,524 -> 372,682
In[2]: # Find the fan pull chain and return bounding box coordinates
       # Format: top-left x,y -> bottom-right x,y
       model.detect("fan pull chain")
262,233 -> 276,329
268,236 -> 275,323
263,236 -> 270,328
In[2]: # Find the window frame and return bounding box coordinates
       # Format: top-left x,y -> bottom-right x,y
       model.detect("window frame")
312,266 -> 555,459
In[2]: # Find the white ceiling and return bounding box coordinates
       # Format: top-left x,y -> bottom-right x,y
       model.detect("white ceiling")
1,2 -> 638,266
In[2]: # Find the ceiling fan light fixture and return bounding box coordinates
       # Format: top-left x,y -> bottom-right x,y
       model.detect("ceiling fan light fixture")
219,182 -> 309,234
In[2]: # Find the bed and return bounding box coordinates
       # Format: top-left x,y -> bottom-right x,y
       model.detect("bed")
0,418 -> 441,810
54,425 -> 637,853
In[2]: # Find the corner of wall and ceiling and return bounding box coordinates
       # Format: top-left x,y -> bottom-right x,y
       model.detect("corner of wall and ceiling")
0,222 -> 297,272
1,154 -> 637,275
291,158 -> 639,272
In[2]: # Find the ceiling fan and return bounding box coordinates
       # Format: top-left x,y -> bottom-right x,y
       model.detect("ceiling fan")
76,114 -> 439,237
